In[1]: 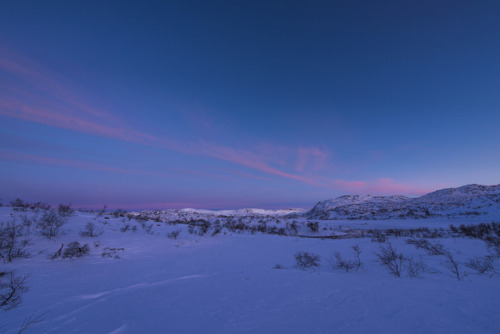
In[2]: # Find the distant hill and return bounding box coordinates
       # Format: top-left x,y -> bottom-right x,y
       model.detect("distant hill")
304,184 -> 500,220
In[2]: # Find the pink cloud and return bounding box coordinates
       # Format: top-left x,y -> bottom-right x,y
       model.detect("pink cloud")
0,48 -> 120,123
0,46 -> 437,197
296,146 -> 330,172
324,178 -> 432,196
198,142 -> 315,184
0,150 -> 172,177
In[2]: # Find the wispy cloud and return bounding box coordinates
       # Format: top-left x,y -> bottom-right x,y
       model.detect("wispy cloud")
0,149 -> 170,177
0,46 -> 431,196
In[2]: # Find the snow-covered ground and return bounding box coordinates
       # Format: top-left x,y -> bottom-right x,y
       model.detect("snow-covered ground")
1,206 -> 500,333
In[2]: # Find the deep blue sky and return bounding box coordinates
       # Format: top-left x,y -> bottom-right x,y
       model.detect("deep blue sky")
0,0 -> 499,209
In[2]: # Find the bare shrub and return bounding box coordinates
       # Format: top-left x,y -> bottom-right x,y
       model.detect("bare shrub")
62,242 -> 90,258
370,230 -> 387,243
406,238 -> 447,256
30,202 -> 51,212
10,198 -> 29,211
167,229 -> 181,239
406,256 -> 426,278
375,243 -> 405,277
211,226 -> 222,237
331,245 -> 362,272
57,203 -> 74,217
113,209 -> 127,218
0,271 -> 29,310
332,252 -> 356,272
143,223 -> 154,234
295,251 -> 320,270
441,251 -> 465,281
120,223 -> 131,232
307,221 -> 319,233
0,220 -> 30,263
485,237 -> 500,257
19,214 -> 37,235
273,264 -> 284,269
37,210 -> 67,239
97,205 -> 107,217
79,222 -> 103,238
466,256 -> 495,275
18,311 -> 46,333
287,221 -> 299,234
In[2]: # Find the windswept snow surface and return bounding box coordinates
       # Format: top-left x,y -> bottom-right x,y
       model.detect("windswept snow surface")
1,202 -> 500,333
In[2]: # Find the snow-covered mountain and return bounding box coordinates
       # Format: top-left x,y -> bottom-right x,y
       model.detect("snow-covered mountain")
129,207 -> 306,221
305,184 -> 500,220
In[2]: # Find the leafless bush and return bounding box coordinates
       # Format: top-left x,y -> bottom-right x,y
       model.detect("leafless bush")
142,223 -> 154,234
0,221 -> 30,263
97,205 -> 107,217
307,221 -> 319,233
30,201 -> 51,212
375,243 -> 405,277
113,209 -> 127,218
57,203 -> 74,217
295,251 -> 320,270
332,252 -> 356,272
406,238 -> 447,256
485,237 -> 500,257
37,210 -> 67,239
79,222 -> 103,238
406,256 -> 426,278
287,221 -> 299,234
0,271 -> 29,311
273,264 -> 284,269
135,214 -> 149,223
466,256 -> 495,275
62,242 -> 90,258
120,223 -> 131,232
425,242 -> 447,256
167,229 -> 181,239
331,245 -> 362,272
19,214 -> 37,235
10,198 -> 29,211
370,230 -> 387,243
211,226 -> 222,237
17,311 -> 46,333
441,251 -> 465,281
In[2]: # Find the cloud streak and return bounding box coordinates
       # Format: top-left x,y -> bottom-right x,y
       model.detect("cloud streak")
0,46 -> 431,196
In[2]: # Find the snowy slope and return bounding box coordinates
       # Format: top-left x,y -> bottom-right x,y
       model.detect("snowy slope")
1,206 -> 500,333
306,184 -> 500,220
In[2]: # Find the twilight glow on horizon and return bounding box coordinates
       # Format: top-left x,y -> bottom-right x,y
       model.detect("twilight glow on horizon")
0,1 -> 499,209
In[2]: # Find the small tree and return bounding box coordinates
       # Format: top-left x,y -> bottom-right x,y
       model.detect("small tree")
37,210 -> 67,239
331,245 -> 362,272
10,198 -> 29,212
0,271 -> 29,310
375,243 -> 405,277
441,251 -> 465,281
405,256 -> 426,278
57,204 -> 74,217
466,256 -> 494,275
79,222 -> 103,238
0,220 -> 30,263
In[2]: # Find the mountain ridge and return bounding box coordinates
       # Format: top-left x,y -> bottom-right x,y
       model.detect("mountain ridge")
305,183 -> 500,220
